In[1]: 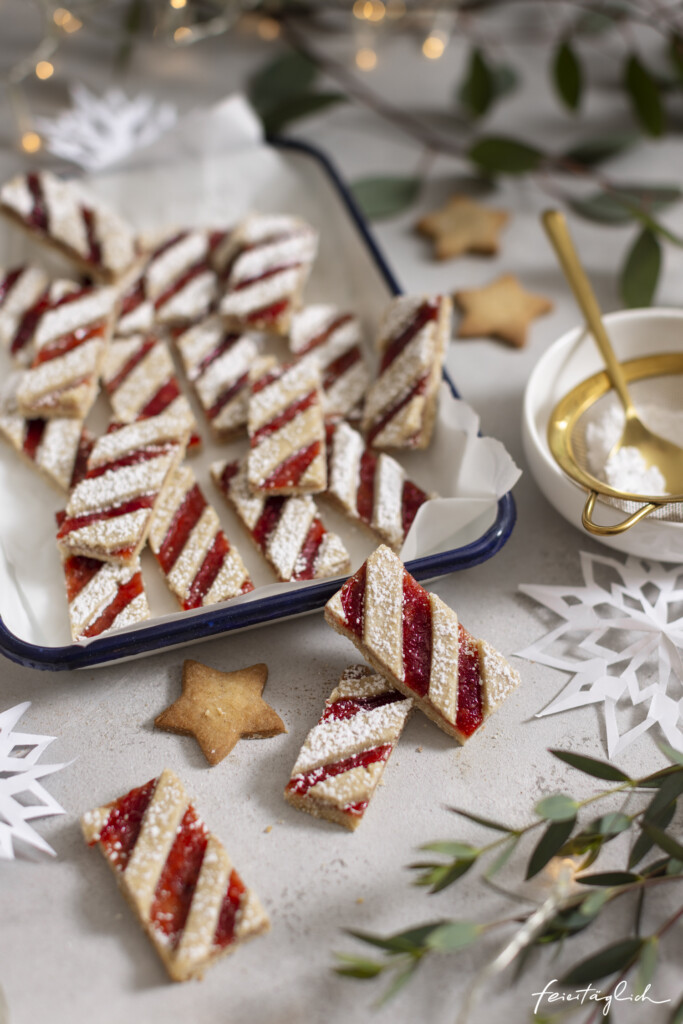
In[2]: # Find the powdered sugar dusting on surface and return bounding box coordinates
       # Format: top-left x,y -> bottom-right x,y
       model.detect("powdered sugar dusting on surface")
291,702 -> 410,776
310,530 -> 350,579
67,558 -> 147,639
363,545 -> 404,679
267,497 -> 316,579
328,419 -> 363,510
428,593 -> 459,725
479,639 -> 521,713
372,454 -> 404,550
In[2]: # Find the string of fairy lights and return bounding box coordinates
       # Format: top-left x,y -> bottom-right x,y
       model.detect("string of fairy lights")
1,0 -> 455,157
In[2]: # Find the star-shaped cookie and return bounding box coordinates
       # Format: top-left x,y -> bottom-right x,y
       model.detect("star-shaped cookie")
454,273 -> 553,348
155,660 -> 286,766
416,195 -> 509,260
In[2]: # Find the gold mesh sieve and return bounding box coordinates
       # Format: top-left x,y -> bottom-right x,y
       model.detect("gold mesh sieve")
547,352 -> 683,536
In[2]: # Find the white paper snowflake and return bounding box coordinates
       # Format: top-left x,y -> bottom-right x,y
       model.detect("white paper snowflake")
34,84 -> 177,172
0,702 -> 69,859
517,551 -> 683,758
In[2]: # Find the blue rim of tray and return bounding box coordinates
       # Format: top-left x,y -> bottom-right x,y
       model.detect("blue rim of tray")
0,137 -> 517,671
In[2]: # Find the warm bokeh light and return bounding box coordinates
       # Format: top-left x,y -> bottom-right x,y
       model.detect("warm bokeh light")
386,0 -> 406,18
366,0 -> 386,21
21,131 -> 42,154
352,0 -> 367,18
53,8 -> 83,32
170,0 -> 187,7
35,61 -> 54,80
173,26 -> 192,42
257,16 -> 280,40
422,33 -> 446,59
355,47 -> 377,71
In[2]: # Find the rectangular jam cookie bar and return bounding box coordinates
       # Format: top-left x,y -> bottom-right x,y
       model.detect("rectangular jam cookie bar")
62,552 -> 150,641
101,333 -> 201,451
15,281 -> 117,420
216,214 -> 317,335
143,228 -> 227,328
247,360 -> 326,496
325,419 -> 433,552
81,768 -> 269,982
361,294 -> 452,450
289,305 -> 369,421
149,464 -> 254,610
324,545 -> 521,743
0,170 -> 138,283
284,665 -> 412,831
175,316 -> 275,439
114,271 -> 155,336
56,414 -> 190,565
211,458 -> 350,583
0,264 -> 50,364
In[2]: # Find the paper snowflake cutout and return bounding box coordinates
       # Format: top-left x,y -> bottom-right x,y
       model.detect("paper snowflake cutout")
517,550 -> 683,758
0,702 -> 69,859
35,85 -> 177,172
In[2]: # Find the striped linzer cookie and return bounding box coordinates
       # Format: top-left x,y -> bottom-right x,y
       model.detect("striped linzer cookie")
143,228 -> 227,328
247,360 -> 327,496
61,552 -> 150,641
0,380 -> 92,491
211,458 -> 350,583
15,281 -> 117,421
325,419 -> 433,552
216,214 -> 318,335
284,665 -> 412,831
175,316 -> 275,439
0,170 -> 138,283
149,464 -> 254,610
289,305 -> 370,421
324,545 -> 521,743
0,264 -> 50,364
56,413 -> 191,565
114,271 -> 155,336
101,333 -> 201,451
81,768 -> 269,983
361,294 -> 452,450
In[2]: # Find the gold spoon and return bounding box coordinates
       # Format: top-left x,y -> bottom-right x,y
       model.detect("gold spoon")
542,208 -> 683,495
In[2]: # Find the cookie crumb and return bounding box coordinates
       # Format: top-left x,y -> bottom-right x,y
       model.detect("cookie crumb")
264,825 -> 272,834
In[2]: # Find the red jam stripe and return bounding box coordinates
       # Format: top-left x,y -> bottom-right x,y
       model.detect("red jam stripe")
183,531 -> 231,610
0,267 -> 22,306
344,801 -> 369,817
293,516 -> 325,581
260,440 -> 321,491
366,375 -> 428,446
22,418 -> 46,461
150,805 -> 209,946
196,332 -> 240,376
10,289 -> 50,355
339,562 -> 366,638
355,450 -> 377,525
81,571 -> 145,638
455,624 -> 484,737
206,372 -> 249,421
285,744 -> 392,797
402,572 -> 432,696
120,278 -> 146,318
321,691 -> 405,722
251,367 -> 282,395
104,337 -> 157,393
233,261 -> 301,292
322,347 -> 362,391
251,391 -> 317,445
95,777 -> 156,868
138,378 -> 181,418
150,230 -> 187,262
298,313 -> 353,356
27,172 -> 48,232
213,869 -> 246,949
157,483 -> 207,573
401,480 -> 429,538
252,497 -> 286,550
56,494 -> 156,538
219,461 -> 240,491
34,323 -> 106,363
85,443 -> 175,480
82,207 -> 102,267
154,262 -> 208,311
70,433 -> 95,489
379,300 -> 439,373
63,555 -> 102,602
246,298 -> 289,326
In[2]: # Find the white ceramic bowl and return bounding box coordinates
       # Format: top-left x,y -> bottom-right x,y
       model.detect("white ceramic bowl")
522,308 -> 683,561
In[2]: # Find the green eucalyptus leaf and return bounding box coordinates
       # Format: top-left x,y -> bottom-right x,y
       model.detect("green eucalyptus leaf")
261,92 -> 346,136
448,807 -> 514,833
459,48 -> 494,118
526,818 -> 576,879
350,176 -> 419,221
629,802 -> 676,868
549,749 -> 632,782
429,857 -> 478,893
596,812 -> 632,836
635,936 -> 659,997
553,40 -> 582,111
536,794 -> 580,822
375,959 -> 420,1006
643,822 -> 683,861
563,133 -> 637,167
574,5 -> 627,35
644,770 -> 683,820
669,33 -> 683,78
578,845 -> 603,871
658,742 -> 683,766
419,841 -> 478,859
346,923 -> 442,954
425,920 -> 481,952
249,51 -> 318,111
569,192 -> 636,225
468,136 -> 543,174
625,54 -> 664,136
578,871 -> 639,886
334,954 -> 386,979
666,858 -> 683,875
580,889 -> 611,916
562,937 -> 644,984
490,64 -> 519,101
485,835 -> 520,878
620,228 -> 661,308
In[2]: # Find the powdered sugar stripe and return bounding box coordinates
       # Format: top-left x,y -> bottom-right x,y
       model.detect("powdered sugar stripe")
290,305 -> 369,420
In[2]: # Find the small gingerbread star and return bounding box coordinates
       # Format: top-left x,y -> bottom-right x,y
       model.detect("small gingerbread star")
416,195 -> 509,260
454,273 -> 553,348
155,660 -> 285,766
